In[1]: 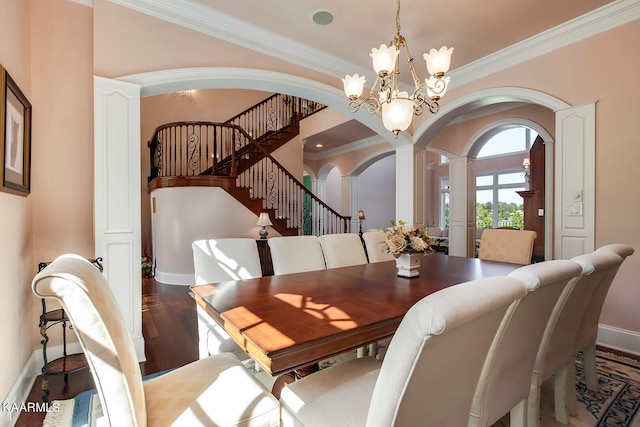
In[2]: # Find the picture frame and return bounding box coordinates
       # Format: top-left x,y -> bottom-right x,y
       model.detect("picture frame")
0,65 -> 32,196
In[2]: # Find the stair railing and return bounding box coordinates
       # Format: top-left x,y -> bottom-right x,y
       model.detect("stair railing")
235,130 -> 351,235
148,121 -> 245,180
225,93 -> 325,141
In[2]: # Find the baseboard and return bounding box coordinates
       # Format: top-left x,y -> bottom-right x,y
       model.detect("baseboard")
597,324 -> 640,356
153,270 -> 193,286
1,352 -> 37,427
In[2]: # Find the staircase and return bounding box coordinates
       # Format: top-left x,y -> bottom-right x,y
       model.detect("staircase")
147,94 -> 351,236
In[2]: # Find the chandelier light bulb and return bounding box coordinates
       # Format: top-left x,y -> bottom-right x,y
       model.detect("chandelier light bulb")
342,74 -> 366,99
424,46 -> 454,76
370,44 -> 400,76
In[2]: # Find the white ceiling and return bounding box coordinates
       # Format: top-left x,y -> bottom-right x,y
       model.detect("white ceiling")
116,0 -> 630,152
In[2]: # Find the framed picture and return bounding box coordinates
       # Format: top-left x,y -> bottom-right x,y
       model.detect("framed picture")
0,65 -> 32,196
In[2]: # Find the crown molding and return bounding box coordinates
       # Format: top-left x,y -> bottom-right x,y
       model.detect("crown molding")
304,135 -> 387,161
110,0 -> 369,80
114,0 -> 640,89
70,0 -> 93,6
450,0 -> 640,87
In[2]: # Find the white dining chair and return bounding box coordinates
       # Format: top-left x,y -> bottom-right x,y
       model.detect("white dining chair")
562,243 -> 635,416
279,275 -> 528,427
192,238 -> 262,360
362,230 -> 395,263
192,238 -> 263,284
33,254 -> 280,427
268,235 -> 326,275
526,250 -> 622,427
477,229 -> 537,265
318,233 -> 368,268
469,259 -> 583,427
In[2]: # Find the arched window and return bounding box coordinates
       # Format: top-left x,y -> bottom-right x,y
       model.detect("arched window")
476,127 -> 537,229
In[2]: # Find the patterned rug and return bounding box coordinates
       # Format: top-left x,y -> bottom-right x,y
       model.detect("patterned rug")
43,352 -> 640,427
494,351 -> 640,427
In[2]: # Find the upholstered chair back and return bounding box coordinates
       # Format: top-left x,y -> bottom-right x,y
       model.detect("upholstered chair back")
366,276 -> 528,427
362,230 -> 395,263
469,259 -> 583,427
34,255 -> 282,427
572,244 -> 634,394
192,238 -> 262,284
268,235 -> 326,275
32,254 -> 146,427
192,238 -> 262,359
319,233 -> 368,268
576,245 -> 633,356
478,229 -> 537,265
523,250 -> 622,426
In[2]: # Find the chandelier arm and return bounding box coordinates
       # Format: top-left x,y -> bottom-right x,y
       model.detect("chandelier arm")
398,36 -> 422,90
347,97 -> 381,115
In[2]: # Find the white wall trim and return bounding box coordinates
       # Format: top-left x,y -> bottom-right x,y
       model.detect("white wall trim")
120,67 -> 406,146
113,0 -> 640,91
69,0 -> 93,6
598,325 -> 640,357
304,135 -> 386,161
154,271 -> 194,286
1,353 -> 37,427
451,0 -> 640,87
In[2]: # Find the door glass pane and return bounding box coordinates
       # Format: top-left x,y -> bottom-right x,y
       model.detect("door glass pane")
476,190 -> 493,229
497,188 -> 525,228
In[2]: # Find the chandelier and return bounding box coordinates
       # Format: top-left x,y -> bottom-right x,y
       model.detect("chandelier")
341,0 -> 453,137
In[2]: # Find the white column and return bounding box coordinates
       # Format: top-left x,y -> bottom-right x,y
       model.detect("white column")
395,143 -> 417,224
342,175 -> 359,233
448,156 -> 476,257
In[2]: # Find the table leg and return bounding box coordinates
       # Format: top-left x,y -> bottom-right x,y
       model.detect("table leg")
271,363 -> 320,399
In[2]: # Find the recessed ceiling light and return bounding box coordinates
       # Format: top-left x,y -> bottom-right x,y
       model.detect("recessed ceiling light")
312,10 -> 334,26
315,144 -> 323,148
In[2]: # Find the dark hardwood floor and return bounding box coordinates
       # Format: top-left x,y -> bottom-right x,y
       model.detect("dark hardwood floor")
16,279 -> 198,427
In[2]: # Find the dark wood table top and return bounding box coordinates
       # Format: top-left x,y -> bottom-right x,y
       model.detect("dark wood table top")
191,254 -> 520,376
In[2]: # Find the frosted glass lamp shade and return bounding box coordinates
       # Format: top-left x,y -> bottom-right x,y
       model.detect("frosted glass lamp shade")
425,76 -> 451,100
423,46 -> 454,76
370,44 -> 400,76
342,74 -> 366,99
381,95 -> 414,134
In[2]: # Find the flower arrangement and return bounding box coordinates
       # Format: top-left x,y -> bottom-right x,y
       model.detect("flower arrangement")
141,255 -> 153,278
382,220 -> 434,258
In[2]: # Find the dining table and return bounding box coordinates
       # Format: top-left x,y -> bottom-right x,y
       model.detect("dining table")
190,254 -> 521,379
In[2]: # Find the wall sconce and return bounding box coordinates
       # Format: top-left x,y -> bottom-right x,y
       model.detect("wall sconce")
256,212 -> 272,239
358,210 -> 366,237
522,158 -> 531,184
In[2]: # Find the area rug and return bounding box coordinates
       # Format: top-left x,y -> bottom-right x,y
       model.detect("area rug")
43,352 -> 640,427
42,370 -> 170,427
494,351 -> 640,427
